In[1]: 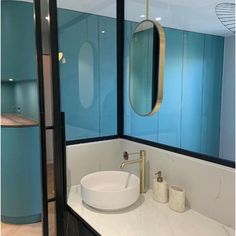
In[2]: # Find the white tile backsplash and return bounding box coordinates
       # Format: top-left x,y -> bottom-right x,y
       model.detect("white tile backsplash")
66,138 -> 235,229
66,139 -> 122,187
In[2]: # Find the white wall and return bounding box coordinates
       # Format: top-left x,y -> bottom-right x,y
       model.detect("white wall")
66,140 -> 122,187
66,139 -> 235,229
220,36 -> 235,162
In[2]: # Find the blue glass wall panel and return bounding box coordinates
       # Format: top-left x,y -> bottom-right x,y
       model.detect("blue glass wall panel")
156,28 -> 183,148
201,35 -> 224,156
181,32 -> 205,152
98,16 -> 117,136
124,21 -> 224,158
58,9 -> 117,141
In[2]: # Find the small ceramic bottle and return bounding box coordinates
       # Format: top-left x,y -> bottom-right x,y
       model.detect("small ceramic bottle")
153,171 -> 168,203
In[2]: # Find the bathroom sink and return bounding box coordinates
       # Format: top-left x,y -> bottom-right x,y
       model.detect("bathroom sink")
80,171 -> 140,210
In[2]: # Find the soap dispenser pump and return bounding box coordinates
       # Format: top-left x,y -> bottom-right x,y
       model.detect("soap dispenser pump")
156,171 -> 163,182
153,171 -> 168,203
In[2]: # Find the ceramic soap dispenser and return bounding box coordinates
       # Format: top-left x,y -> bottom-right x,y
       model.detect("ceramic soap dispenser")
153,171 -> 168,203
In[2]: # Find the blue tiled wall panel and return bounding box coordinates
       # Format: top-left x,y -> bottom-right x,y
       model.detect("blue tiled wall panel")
156,28 -> 183,148
181,32 -> 205,152
58,11 -> 100,140
98,16 -> 117,136
201,35 -> 224,156
58,9 -> 117,141
124,21 -> 132,135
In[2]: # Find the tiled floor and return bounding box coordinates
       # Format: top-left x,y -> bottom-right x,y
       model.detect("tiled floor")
1,164 -> 56,236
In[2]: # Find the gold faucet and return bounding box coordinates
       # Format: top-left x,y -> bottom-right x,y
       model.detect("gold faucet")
120,150 -> 146,193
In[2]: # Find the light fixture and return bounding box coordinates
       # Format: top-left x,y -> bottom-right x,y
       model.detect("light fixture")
155,17 -> 162,21
58,52 -> 63,61
101,30 -> 106,34
9,78 -> 14,82
140,14 -> 145,18
45,16 -> 50,22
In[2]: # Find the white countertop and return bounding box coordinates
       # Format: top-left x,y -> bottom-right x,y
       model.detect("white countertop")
68,185 -> 235,236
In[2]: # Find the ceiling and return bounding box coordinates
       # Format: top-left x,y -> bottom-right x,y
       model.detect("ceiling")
14,0 -> 235,36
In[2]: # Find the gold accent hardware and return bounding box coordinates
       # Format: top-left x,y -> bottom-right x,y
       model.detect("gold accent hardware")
120,150 -> 146,193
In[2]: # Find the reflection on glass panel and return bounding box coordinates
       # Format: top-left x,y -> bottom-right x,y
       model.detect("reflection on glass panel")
130,27 -> 154,115
78,42 -> 94,109
124,0 -> 235,162
57,9 -> 117,141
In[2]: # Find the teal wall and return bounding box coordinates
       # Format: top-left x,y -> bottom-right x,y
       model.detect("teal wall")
58,9 -> 117,141
1,1 -> 38,120
1,82 -> 16,113
1,1 -> 41,224
1,127 -> 41,224
14,81 -> 39,120
1,81 -> 39,120
124,21 -> 224,158
1,1 -> 36,81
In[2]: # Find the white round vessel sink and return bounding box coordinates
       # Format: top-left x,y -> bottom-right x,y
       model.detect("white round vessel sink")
81,171 -> 140,210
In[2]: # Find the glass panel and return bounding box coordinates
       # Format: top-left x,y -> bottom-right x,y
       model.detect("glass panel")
124,0 -> 235,162
57,2 -> 117,141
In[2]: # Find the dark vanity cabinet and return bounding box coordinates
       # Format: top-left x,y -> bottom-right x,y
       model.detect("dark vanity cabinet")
65,209 -> 100,236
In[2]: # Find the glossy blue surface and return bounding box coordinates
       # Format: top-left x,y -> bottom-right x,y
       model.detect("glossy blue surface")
156,28 -> 183,147
1,1 -> 41,224
124,22 -> 224,158
1,82 -> 16,113
1,127 -> 41,224
201,35 -> 224,156
181,32 -> 205,152
58,9 -> 117,141
1,81 -> 39,119
1,1 -> 36,81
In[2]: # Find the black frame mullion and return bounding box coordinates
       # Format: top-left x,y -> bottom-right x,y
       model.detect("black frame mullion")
33,0 -> 49,235
48,0 -> 66,235
117,0 -> 125,137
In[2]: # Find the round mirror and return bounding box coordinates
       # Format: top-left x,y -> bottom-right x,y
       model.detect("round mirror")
129,20 -> 165,116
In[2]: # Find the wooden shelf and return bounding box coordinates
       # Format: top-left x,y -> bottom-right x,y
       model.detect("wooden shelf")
1,114 -> 38,127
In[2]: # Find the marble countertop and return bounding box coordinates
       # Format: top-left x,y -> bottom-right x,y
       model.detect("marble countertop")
68,185 -> 234,236
1,114 -> 38,127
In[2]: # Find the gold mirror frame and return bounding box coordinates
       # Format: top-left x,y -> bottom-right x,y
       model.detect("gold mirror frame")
129,19 -> 165,116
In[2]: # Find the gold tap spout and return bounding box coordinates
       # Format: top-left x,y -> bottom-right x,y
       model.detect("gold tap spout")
120,150 -> 146,193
